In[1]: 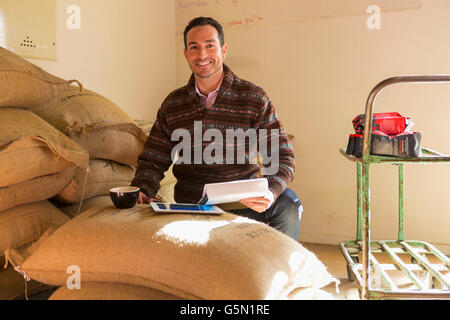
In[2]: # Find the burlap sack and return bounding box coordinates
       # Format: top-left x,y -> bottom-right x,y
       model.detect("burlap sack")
0,264 -> 54,300
0,139 -> 71,189
0,201 -> 65,300
33,87 -> 147,167
0,108 -> 88,187
134,119 -> 154,136
0,201 -> 69,256
58,165 -> 175,217
58,195 -> 113,218
54,159 -> 136,204
58,162 -> 175,217
0,166 -> 76,212
49,282 -> 180,300
14,205 -> 336,300
0,108 -> 88,211
0,47 -> 80,108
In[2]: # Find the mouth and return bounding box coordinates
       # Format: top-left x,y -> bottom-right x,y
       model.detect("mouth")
195,60 -> 213,68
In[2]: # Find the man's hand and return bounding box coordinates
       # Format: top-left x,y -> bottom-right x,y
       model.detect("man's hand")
239,191 -> 275,213
137,192 -> 161,204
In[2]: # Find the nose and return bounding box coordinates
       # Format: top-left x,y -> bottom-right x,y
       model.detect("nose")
198,46 -> 208,59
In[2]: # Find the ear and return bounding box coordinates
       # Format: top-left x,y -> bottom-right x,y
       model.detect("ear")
221,43 -> 228,59
184,47 -> 188,60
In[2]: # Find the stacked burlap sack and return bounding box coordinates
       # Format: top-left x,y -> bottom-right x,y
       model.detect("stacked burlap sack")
0,47 -> 89,299
31,84 -> 150,211
54,117 -> 177,218
0,47 -> 150,298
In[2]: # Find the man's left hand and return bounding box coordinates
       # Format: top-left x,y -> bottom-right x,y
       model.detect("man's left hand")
239,191 -> 275,213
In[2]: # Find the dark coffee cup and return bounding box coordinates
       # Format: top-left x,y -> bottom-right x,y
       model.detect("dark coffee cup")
110,186 -> 140,209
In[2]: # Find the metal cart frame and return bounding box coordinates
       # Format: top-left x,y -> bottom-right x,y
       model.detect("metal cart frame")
340,75 -> 450,300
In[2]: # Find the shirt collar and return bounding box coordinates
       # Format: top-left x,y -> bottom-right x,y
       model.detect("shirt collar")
194,74 -> 224,99
187,64 -> 235,102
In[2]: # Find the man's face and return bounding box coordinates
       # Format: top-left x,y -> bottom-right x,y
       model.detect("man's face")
184,25 -> 228,80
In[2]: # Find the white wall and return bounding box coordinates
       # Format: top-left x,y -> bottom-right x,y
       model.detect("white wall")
28,0 -> 176,120
175,0 -> 450,253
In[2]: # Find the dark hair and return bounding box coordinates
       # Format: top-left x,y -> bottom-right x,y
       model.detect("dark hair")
183,17 -> 225,48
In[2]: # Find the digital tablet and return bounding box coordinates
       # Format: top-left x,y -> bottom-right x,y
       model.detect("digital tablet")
150,202 -> 224,215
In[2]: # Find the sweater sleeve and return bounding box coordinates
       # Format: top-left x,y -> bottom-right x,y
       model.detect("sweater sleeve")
131,106 -> 174,197
255,94 -> 296,200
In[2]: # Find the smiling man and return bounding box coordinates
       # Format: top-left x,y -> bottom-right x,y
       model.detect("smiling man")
131,17 -> 303,240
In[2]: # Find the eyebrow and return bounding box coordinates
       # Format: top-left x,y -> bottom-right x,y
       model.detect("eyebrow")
187,39 -> 216,46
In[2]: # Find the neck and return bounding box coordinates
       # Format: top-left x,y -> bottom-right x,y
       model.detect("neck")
195,69 -> 224,95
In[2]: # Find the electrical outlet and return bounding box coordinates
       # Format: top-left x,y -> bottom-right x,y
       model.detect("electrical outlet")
0,0 -> 56,61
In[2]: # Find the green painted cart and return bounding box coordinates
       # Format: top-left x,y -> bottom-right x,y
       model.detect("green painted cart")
340,75 -> 450,300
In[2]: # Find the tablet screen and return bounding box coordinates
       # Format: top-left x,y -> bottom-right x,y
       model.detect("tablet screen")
151,203 -> 224,214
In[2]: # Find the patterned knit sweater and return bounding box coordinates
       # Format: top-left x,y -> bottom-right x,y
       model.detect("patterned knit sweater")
131,64 -> 295,203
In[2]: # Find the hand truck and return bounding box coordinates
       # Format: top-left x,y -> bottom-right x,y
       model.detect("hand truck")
340,75 -> 450,300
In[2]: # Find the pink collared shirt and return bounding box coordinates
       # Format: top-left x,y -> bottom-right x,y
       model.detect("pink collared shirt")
195,77 -> 223,109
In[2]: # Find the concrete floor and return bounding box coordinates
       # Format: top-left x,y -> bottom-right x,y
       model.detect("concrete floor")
302,242 -> 361,300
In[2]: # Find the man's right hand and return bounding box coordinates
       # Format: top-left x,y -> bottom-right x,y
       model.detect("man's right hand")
137,192 -> 161,204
